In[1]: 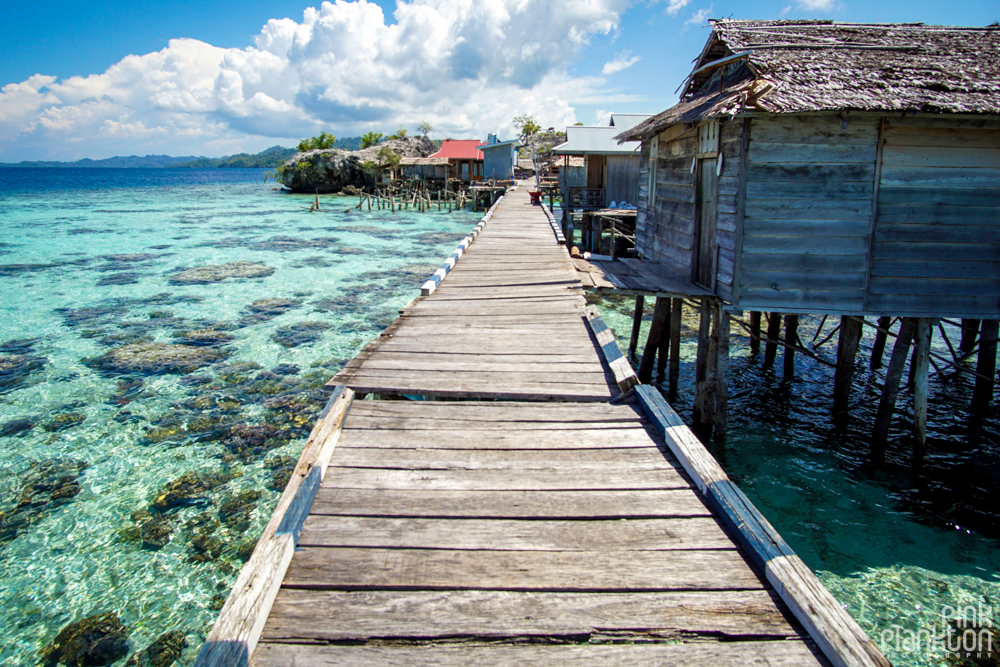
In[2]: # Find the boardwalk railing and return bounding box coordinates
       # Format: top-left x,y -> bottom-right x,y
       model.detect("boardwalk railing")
195,387 -> 355,667
420,187 -> 510,296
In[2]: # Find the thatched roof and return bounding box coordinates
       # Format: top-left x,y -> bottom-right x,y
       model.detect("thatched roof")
619,19 -> 1000,141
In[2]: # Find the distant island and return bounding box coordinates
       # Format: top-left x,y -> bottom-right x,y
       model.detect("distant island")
0,138 -> 364,169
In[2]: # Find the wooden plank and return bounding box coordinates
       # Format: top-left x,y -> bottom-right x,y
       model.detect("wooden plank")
309,487 -> 712,519
879,165 -> 1000,188
741,234 -> 870,255
258,589 -> 804,642
745,199 -> 873,220
881,145 -> 1000,169
751,114 -> 878,145
748,141 -> 876,164
254,639 -> 825,666
297,516 -> 735,551
747,162 -> 876,183
331,447 -> 679,472
282,546 -> 763,592
344,400 -> 642,420
584,306 -> 638,393
338,428 -> 662,450
323,466 -> 688,491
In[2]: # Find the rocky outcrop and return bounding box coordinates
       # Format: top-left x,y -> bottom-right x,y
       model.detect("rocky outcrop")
275,136 -> 436,193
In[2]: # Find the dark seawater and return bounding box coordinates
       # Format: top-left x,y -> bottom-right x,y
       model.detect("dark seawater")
0,167 -> 481,665
595,293 -> 1000,667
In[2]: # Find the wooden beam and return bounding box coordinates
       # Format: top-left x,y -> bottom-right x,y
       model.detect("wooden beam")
657,298 -> 672,382
693,299 -> 712,425
912,319 -> 931,458
764,312 -> 781,370
628,295 -> 645,359
714,305 -> 730,443
960,319 -> 981,354
972,320 -> 998,414
870,316 -> 892,369
872,318 -> 917,460
638,297 -> 670,383
669,299 -> 683,399
749,311 -> 761,354
833,316 -> 863,416
784,314 -> 799,380
584,306 -> 639,395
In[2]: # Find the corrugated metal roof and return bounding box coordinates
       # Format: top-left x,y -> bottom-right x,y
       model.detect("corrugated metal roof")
430,140 -> 484,160
476,139 -> 522,150
552,124 -> 645,155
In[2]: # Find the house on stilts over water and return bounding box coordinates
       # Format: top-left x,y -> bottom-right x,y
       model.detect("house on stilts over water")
597,19 -> 1000,456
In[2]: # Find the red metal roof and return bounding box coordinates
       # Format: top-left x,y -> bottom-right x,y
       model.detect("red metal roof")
430,140 -> 484,160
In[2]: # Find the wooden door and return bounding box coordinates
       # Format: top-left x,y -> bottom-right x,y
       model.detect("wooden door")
694,158 -> 718,288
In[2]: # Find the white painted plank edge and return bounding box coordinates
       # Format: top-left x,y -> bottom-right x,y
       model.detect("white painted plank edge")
632,384 -> 889,667
583,306 -> 638,394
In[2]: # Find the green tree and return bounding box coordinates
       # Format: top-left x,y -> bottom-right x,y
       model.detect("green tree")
573,121 -> 584,126
360,131 -> 384,149
388,127 -> 409,140
417,121 -> 433,137
513,115 -> 541,141
296,131 -> 336,152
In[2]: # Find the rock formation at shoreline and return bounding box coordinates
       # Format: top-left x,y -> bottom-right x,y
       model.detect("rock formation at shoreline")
275,136 -> 435,193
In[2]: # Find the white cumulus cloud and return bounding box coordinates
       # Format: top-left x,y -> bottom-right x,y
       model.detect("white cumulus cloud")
686,6 -> 713,25
796,0 -> 837,10
602,51 -> 641,75
0,0 -> 633,160
664,0 -> 691,16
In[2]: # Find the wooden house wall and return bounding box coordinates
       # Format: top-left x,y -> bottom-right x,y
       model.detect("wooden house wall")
870,116 -> 1000,318
635,121 -> 741,299
639,129 -> 698,278
714,120 -> 743,301
736,115 -> 879,313
483,145 -> 516,180
606,155 -> 641,207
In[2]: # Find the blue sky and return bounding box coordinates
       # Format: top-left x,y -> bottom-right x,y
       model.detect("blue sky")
1,0 -> 996,160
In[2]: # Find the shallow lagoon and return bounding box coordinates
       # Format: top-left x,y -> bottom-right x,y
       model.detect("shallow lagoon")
0,168 -> 480,665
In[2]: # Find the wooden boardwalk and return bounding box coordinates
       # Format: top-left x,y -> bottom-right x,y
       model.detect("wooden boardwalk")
198,185 -> 887,667
333,189 -> 616,401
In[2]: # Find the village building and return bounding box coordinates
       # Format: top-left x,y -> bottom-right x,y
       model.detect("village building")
399,156 -> 449,181
429,139 -> 485,182
601,19 -> 1000,452
553,113 -> 650,210
476,134 -> 522,180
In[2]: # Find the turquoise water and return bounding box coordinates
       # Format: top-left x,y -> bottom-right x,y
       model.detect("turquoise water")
597,295 -> 1000,667
0,168 -> 480,665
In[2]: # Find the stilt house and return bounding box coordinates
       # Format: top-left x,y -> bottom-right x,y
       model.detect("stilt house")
554,113 -> 650,210
616,20 -> 1000,319
477,135 -> 522,180
429,140 -> 485,182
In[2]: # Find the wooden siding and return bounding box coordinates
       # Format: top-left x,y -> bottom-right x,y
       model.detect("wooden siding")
640,130 -> 698,278
607,155 -> 641,207
737,115 -> 879,313
869,117 -> 1000,318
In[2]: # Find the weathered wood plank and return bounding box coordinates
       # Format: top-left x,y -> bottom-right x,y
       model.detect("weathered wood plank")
880,145 -> 1000,169
282,546 -> 763,592
309,487 -> 712,519
331,447 -> 679,472
749,141 -> 876,164
258,589 -> 804,643
253,640 -> 824,666
297,516 -> 735,551
338,428 -> 662,450
322,466 -> 687,491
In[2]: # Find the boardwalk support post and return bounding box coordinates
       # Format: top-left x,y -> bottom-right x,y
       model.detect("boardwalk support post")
763,312 -> 781,370
872,317 -> 917,462
833,316 -> 863,417
912,318 -> 932,457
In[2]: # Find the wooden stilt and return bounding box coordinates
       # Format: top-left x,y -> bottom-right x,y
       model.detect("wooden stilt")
972,319 -> 998,413
783,314 -> 799,380
669,299 -> 682,400
628,296 -> 645,361
833,316 -> 863,415
637,297 -> 670,383
657,299 -> 672,383
693,299 -> 712,427
714,306 -> 729,443
912,318 -> 932,458
763,313 -> 781,370
960,319 -> 981,354
871,316 -> 892,369
749,312 -> 761,355
872,317 -> 918,460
